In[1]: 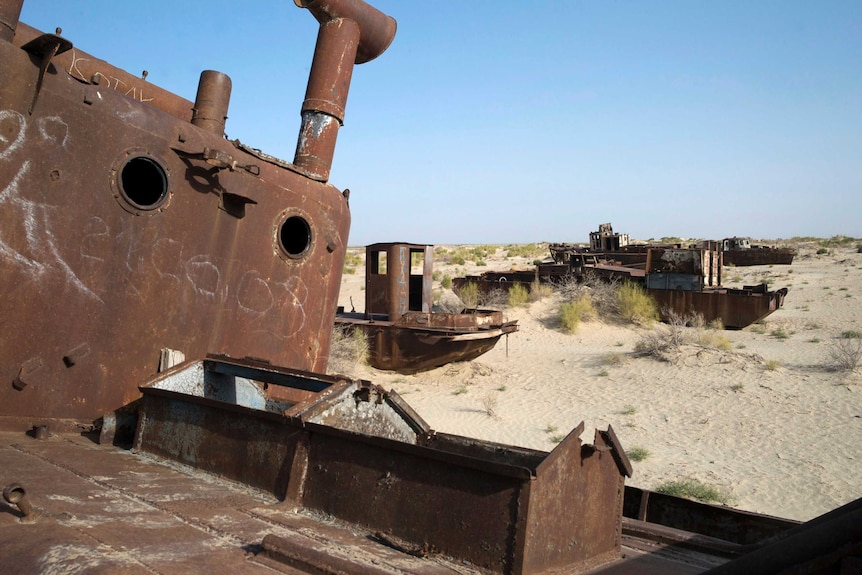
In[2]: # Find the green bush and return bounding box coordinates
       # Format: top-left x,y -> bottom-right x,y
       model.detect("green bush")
455,282 -> 480,308
656,478 -> 731,505
627,447 -> 650,462
529,280 -> 554,302
327,325 -> 368,375
441,274 -> 452,289
559,294 -> 596,333
507,283 -> 530,307
617,282 -> 658,325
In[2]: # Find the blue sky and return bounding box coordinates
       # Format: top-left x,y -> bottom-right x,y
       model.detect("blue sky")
20,1 -> 862,245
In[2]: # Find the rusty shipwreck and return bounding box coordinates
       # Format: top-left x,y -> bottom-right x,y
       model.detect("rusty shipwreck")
1,1 -> 859,574
336,243 -> 518,373
463,225 -> 788,329
718,236 -> 797,266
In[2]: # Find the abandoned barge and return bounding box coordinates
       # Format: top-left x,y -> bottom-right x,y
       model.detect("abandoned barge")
1,1 -> 858,573
719,237 -> 797,266
336,243 -> 518,373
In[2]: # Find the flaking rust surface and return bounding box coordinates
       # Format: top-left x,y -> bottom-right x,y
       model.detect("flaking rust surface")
0,432 -> 484,575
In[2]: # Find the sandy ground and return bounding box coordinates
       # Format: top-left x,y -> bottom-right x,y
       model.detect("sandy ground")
335,241 -> 862,523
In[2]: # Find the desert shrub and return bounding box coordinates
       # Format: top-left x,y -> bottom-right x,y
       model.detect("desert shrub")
343,251 -> 363,267
634,326 -> 683,359
529,280 -> 554,302
857,243 -> 862,254
582,272 -> 621,316
559,294 -> 596,333
617,282 -> 658,325
828,337 -> 862,372
698,331 -> 732,351
480,393 -> 498,418
507,283 -> 530,307
505,243 -> 547,259
627,447 -> 650,462
326,324 -> 368,375
841,330 -> 862,339
455,281 -> 480,308
441,274 -> 452,289
765,359 -> 781,371
555,275 -> 585,302
635,310 -> 731,358
770,328 -> 790,340
816,248 -> 828,255
480,287 -> 509,308
656,478 -> 731,505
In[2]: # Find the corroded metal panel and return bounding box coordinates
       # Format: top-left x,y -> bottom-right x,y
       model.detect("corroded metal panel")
650,286 -> 788,329
132,358 -> 630,574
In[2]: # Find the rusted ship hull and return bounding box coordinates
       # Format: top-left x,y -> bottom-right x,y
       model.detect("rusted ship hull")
336,311 -> 517,373
0,0 -> 399,423
649,285 -> 788,329
723,248 -> 795,266
454,263 -> 786,329
2,356 -> 856,575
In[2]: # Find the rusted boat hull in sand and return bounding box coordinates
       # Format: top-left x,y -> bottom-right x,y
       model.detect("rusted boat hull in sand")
337,243 -> 518,373
723,247 -> 796,266
337,310 -> 517,373
720,237 -> 796,266
649,283 -> 789,329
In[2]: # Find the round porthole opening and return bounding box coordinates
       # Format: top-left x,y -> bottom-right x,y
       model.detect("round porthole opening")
279,215 -> 312,258
119,156 -> 169,210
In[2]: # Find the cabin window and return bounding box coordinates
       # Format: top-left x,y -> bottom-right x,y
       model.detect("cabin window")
118,156 -> 169,211
410,249 -> 424,274
278,215 -> 312,258
370,250 -> 387,275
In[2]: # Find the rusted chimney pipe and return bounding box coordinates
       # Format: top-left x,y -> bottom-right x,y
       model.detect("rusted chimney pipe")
0,0 -> 24,42
3,483 -> 32,518
294,0 -> 396,182
192,70 -> 232,136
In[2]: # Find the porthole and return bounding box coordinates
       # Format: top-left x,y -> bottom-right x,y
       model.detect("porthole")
111,151 -> 170,214
120,156 -> 168,209
278,215 -> 312,259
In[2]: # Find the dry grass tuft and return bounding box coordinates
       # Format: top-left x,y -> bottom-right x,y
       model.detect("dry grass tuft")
327,324 -> 368,376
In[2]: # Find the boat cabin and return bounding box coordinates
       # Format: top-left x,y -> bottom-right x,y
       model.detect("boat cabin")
723,237 -> 752,251
365,243 -> 433,319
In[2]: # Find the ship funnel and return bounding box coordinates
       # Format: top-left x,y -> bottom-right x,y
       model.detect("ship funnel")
0,0 -> 24,42
294,0 -> 396,182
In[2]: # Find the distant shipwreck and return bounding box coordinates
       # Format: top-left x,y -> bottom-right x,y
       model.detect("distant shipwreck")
464,224 -> 788,329
336,243 -> 517,373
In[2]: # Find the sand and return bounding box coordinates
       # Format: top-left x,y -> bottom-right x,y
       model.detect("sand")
335,241 -> 862,523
